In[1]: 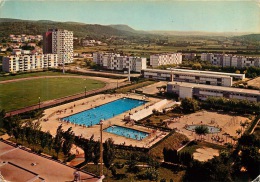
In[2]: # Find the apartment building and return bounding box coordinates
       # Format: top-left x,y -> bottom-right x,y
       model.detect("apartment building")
43,29 -> 73,64
167,82 -> 260,102
141,69 -> 233,87
2,54 -> 58,73
150,53 -> 182,68
201,53 -> 260,68
93,52 -> 147,72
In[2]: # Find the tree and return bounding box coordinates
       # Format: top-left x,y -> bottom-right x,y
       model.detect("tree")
181,98 -> 199,113
192,63 -> 202,70
195,125 -> 209,140
235,70 -> 241,74
62,127 -> 75,156
93,141 -> 100,172
103,138 -> 115,171
84,135 -> 94,164
53,124 -> 63,157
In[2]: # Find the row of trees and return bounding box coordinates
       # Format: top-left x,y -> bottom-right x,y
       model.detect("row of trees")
184,133 -> 260,181
2,115 -> 116,171
204,96 -> 260,114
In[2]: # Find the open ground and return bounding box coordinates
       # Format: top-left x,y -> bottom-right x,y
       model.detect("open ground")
167,110 -> 250,144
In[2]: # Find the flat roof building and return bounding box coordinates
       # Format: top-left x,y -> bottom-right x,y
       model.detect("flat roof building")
93,52 -> 146,73
2,54 -> 58,73
168,68 -> 245,80
167,82 -> 260,102
150,53 -> 182,68
142,68 -> 233,87
43,29 -> 73,64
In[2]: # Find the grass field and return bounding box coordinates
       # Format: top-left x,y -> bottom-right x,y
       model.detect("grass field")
0,71 -> 77,81
0,77 -> 106,111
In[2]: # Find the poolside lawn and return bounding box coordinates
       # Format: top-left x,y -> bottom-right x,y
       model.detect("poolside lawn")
0,77 -> 105,111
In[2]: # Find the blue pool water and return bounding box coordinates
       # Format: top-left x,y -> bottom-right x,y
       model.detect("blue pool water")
104,125 -> 149,140
185,125 -> 220,133
62,98 -> 146,126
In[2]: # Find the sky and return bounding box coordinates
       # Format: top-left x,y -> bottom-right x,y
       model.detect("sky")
0,0 -> 259,33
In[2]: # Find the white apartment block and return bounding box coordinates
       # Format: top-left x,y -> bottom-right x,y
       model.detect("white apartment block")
93,52 -> 146,73
43,29 -> 73,64
150,53 -> 182,68
201,53 -> 260,68
2,54 -> 58,73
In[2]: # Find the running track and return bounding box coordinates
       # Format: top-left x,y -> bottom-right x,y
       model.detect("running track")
2,76 -> 128,116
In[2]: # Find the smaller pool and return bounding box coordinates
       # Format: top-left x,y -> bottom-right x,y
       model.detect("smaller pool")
185,125 -> 220,133
104,125 -> 149,140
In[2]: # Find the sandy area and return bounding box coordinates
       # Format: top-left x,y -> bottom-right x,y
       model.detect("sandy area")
38,93 -> 168,148
247,77 -> 260,89
193,147 -> 219,162
168,110 -> 250,144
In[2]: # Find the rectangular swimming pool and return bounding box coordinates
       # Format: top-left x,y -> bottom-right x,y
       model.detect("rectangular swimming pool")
104,125 -> 149,140
62,98 -> 146,126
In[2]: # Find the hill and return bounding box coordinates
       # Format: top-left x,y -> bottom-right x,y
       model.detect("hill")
232,34 -> 260,42
0,18 -> 143,38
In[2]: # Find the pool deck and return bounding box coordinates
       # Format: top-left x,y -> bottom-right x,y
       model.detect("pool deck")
167,110 -> 251,144
39,93 -> 169,148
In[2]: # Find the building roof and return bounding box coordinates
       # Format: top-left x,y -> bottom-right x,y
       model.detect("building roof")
169,68 -> 245,78
168,82 -> 260,95
0,140 -> 98,182
143,69 -> 232,78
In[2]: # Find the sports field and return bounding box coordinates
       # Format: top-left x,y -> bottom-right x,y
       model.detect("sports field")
0,77 -> 106,111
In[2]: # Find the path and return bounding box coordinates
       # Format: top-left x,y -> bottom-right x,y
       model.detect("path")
4,76 -> 129,116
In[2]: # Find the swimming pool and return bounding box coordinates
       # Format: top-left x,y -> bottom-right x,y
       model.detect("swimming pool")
185,125 -> 220,133
62,98 -> 146,126
104,125 -> 149,140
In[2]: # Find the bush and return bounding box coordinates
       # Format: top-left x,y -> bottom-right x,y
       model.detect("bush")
138,167 -> 159,181
66,154 -> 76,162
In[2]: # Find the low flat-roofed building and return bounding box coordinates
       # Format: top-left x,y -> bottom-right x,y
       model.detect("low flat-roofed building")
142,69 -> 233,87
167,82 -> 260,102
0,140 -> 98,182
169,68 -> 245,80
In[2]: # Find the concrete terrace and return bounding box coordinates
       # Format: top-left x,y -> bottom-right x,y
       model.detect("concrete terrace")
39,93 -> 170,148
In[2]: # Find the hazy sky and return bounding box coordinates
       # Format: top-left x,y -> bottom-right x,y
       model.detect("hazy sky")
0,0 -> 259,32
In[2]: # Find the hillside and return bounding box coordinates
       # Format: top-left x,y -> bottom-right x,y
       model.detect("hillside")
232,34 -> 260,42
0,18 -> 142,38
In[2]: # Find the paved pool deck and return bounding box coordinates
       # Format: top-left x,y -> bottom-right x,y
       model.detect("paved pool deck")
38,93 -> 169,148
168,110 -> 251,144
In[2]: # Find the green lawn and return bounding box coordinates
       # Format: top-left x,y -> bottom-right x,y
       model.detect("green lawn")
0,77 -> 106,111
0,71 -> 77,81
